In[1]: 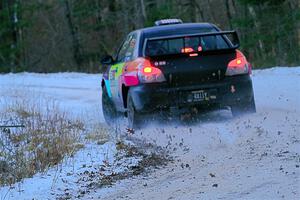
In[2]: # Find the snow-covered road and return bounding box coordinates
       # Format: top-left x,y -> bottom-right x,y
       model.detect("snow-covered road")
0,67 -> 299,200
92,67 -> 300,200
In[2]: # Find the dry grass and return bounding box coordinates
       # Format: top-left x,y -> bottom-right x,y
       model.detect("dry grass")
0,94 -> 85,186
85,123 -> 111,145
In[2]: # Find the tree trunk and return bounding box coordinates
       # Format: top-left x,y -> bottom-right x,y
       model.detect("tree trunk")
64,0 -> 80,70
140,0 -> 147,23
206,0 -> 217,24
225,0 -> 232,29
248,5 -> 265,60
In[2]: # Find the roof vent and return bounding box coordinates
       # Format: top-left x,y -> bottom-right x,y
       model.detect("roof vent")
154,19 -> 183,26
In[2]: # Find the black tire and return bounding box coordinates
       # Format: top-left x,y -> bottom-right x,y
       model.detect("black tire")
231,96 -> 256,117
127,93 -> 143,129
102,86 -> 118,125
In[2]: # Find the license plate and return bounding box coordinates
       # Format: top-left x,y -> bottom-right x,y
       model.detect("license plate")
191,90 -> 209,102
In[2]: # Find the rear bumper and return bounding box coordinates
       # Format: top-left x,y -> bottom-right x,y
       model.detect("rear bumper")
129,75 -> 254,113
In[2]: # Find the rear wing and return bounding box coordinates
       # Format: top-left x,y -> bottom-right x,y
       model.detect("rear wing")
143,30 -> 240,57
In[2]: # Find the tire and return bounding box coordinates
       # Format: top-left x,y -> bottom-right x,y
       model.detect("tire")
231,96 -> 256,117
102,86 -> 118,125
127,93 -> 143,129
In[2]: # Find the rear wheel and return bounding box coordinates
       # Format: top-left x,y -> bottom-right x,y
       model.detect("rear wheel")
127,93 -> 143,129
102,86 -> 118,125
231,96 -> 256,117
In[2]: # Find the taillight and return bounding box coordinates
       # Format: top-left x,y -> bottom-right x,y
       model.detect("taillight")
181,47 -> 194,53
138,59 -> 166,83
226,50 -> 250,76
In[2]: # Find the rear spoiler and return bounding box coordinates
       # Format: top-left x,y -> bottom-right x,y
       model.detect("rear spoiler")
143,30 -> 240,56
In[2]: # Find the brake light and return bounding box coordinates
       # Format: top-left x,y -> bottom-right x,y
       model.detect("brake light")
143,67 -> 152,73
189,53 -> 198,57
181,47 -> 194,53
138,59 -> 166,83
226,50 -> 250,76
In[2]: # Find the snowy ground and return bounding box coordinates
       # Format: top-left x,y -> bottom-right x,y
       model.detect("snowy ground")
0,67 -> 299,199
0,73 -> 104,121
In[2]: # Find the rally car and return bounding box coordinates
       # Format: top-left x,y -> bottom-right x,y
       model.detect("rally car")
101,19 -> 256,128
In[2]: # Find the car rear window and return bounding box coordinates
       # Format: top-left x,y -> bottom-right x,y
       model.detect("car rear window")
145,31 -> 236,57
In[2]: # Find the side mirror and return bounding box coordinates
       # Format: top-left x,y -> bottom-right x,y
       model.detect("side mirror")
101,55 -> 114,65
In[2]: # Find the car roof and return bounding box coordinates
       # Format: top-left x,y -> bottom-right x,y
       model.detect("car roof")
138,23 -> 217,39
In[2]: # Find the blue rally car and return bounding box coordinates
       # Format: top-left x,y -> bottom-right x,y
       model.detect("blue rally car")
101,19 -> 256,128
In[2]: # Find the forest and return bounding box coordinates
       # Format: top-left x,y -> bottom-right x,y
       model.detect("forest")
0,0 -> 299,73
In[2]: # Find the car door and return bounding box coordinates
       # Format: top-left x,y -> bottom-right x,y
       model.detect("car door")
109,33 -> 137,110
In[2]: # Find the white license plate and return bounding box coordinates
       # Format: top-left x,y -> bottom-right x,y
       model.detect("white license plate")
192,90 -> 208,101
